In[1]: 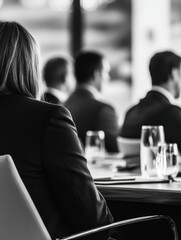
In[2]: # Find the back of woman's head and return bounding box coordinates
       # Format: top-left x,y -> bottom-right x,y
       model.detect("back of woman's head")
0,21 -> 40,98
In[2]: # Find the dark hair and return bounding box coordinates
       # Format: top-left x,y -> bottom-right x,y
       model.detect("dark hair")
75,50 -> 104,83
149,51 -> 181,85
0,21 -> 40,98
43,57 -> 69,87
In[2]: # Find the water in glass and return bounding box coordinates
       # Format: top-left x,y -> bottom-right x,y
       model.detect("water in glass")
156,143 -> 179,179
140,125 -> 165,177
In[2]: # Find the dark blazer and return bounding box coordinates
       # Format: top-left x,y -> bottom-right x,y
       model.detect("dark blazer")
120,90 -> 181,152
0,94 -> 113,239
43,92 -> 62,104
64,87 -> 119,153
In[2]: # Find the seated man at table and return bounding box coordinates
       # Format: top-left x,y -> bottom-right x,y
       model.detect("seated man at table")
42,56 -> 75,104
120,51 -> 181,152
64,50 -> 119,153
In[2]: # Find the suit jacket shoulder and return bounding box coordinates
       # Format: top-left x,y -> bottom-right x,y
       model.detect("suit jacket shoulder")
43,92 -> 61,105
65,88 -> 119,152
0,94 -> 113,239
120,91 -> 181,151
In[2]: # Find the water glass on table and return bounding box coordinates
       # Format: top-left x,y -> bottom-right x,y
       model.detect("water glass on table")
140,125 -> 165,177
156,143 -> 179,181
85,130 -> 105,163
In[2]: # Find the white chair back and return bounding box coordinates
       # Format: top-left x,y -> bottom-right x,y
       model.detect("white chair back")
0,155 -> 51,240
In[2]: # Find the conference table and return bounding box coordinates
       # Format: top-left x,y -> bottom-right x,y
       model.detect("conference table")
87,156 -> 181,238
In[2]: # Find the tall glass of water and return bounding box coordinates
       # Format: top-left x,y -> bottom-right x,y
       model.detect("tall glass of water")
85,130 -> 105,163
156,143 -> 179,180
140,125 -> 165,177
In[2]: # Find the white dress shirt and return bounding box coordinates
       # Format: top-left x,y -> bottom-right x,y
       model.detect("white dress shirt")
151,86 -> 176,104
78,84 -> 102,100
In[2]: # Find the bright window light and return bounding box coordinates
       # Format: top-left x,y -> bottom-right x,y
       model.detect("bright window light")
99,0 -> 115,6
0,0 -> 3,8
81,0 -> 99,11
20,0 -> 47,8
81,0 -> 115,11
48,0 -> 73,11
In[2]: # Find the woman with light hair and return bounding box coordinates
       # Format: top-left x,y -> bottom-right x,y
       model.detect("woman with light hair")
0,21 -> 113,239
0,21 -> 40,98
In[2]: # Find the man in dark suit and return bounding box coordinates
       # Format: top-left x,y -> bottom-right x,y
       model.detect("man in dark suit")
42,56 -> 75,104
120,51 -> 181,152
64,50 -> 119,153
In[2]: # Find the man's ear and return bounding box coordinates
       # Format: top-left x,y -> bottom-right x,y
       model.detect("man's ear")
92,69 -> 102,91
171,68 -> 179,81
93,69 -> 101,79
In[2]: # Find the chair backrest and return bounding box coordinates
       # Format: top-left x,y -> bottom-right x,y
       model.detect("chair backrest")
117,137 -> 140,157
0,155 -> 51,240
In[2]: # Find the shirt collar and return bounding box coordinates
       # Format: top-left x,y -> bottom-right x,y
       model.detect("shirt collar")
151,86 -> 176,104
46,87 -> 68,103
78,84 -> 102,99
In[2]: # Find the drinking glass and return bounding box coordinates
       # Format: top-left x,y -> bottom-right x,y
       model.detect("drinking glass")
156,143 -> 179,180
85,130 -> 105,163
140,125 -> 165,177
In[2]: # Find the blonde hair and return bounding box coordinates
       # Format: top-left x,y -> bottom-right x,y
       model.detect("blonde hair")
0,21 -> 40,98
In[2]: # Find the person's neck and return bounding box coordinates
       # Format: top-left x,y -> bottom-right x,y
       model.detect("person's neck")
152,85 -> 176,104
78,83 -> 102,99
47,87 -> 68,102
159,82 -> 175,98
78,82 -> 99,91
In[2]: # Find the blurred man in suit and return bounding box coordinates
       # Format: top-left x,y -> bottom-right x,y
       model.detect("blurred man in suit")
42,56 -> 75,104
64,50 -> 119,153
120,51 -> 181,152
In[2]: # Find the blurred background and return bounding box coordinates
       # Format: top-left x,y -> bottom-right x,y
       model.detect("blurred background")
0,0 -> 180,124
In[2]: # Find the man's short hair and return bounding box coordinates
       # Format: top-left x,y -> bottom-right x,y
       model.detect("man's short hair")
149,51 -> 181,85
75,50 -> 104,83
43,57 -> 69,87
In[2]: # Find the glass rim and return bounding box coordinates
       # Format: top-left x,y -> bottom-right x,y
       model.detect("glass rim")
158,143 -> 178,153
86,130 -> 105,137
158,142 -> 177,146
158,143 -> 178,148
142,125 -> 164,129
